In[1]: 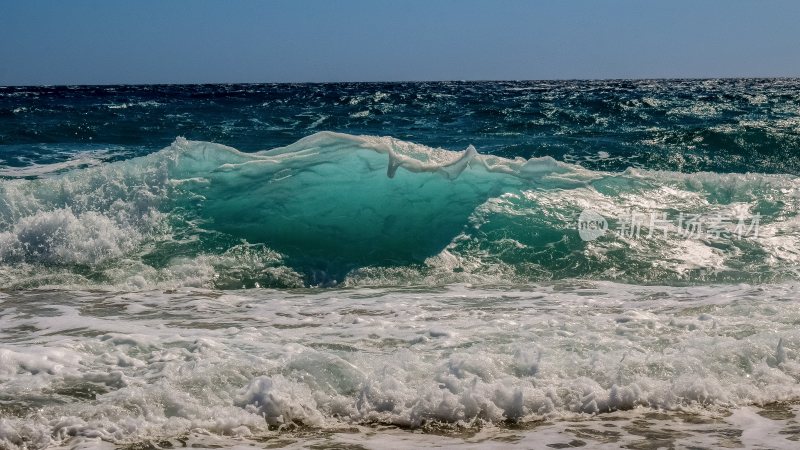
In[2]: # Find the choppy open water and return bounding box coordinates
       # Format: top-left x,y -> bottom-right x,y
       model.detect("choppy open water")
2,80 -> 800,449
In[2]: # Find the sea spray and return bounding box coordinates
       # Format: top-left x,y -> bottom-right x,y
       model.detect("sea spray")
1,132 -> 799,289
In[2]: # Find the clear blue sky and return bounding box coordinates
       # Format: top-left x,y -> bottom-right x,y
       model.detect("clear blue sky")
2,0 -> 799,85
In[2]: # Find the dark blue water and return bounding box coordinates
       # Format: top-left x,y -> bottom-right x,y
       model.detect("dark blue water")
3,79 -> 799,173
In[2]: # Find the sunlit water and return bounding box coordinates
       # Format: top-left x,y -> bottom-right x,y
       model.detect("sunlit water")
2,80 -> 800,448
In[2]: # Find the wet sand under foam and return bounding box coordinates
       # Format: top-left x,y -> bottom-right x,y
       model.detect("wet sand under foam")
101,403 -> 800,449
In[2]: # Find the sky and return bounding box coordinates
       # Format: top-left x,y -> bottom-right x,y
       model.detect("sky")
1,0 -> 799,85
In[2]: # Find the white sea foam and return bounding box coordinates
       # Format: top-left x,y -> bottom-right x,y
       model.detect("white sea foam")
2,283 -> 800,448
0,155 -> 105,178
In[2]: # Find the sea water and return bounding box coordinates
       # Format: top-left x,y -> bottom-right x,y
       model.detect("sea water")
2,80 -> 800,448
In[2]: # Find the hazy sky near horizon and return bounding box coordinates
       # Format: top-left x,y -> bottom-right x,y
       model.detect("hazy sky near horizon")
2,0 -> 799,85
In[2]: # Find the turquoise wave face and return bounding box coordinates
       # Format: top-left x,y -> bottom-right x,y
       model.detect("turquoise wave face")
1,132 -> 798,289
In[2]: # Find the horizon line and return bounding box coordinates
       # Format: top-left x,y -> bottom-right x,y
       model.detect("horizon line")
3,76 -> 800,89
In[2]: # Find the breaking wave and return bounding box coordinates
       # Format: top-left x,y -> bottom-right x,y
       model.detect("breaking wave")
1,132 -> 799,289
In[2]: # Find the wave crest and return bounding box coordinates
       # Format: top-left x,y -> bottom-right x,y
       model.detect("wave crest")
1,132 -> 799,289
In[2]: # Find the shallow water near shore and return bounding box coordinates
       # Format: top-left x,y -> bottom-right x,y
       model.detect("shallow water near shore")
99,403 -> 800,449
3,282 -> 800,448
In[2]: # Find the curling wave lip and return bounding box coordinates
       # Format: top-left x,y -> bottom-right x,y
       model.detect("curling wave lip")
0,132 -> 798,289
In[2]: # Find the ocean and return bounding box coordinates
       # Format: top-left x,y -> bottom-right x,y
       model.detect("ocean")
2,80 -> 800,448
